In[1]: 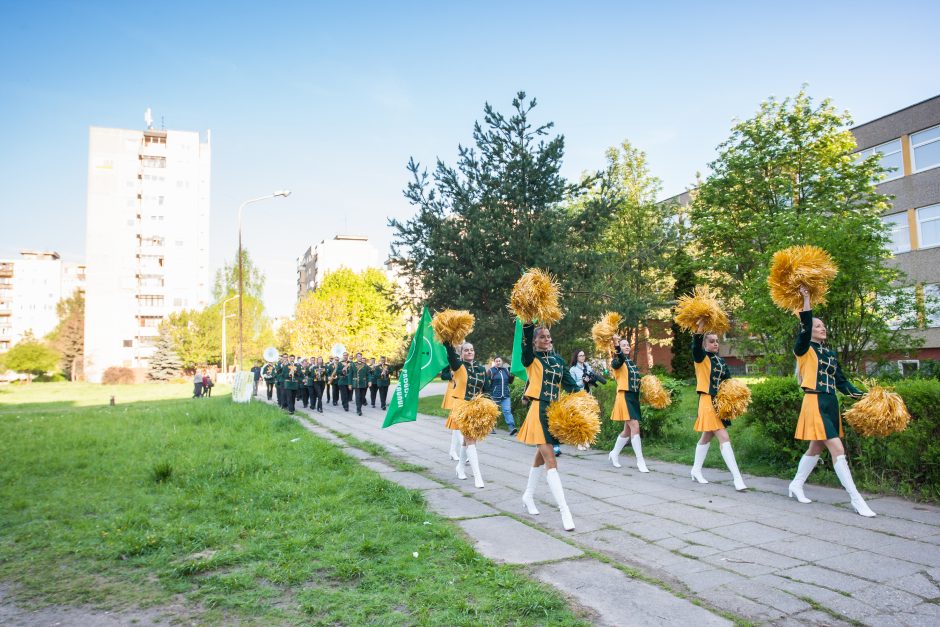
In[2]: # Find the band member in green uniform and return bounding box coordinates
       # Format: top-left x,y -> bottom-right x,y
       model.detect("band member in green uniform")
516,323 -> 582,530
275,354 -> 287,408
325,357 -> 336,405
788,286 -> 873,516
375,356 -> 391,410
339,352 -> 352,411
299,358 -> 311,408
284,354 -> 301,414
352,352 -> 370,415
262,361 -> 276,401
311,356 -> 326,413
367,357 -> 379,407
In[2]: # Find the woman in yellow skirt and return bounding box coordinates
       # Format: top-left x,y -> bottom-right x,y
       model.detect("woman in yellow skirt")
444,341 -> 490,488
440,367 -> 462,461
787,287 -> 873,516
607,337 -> 649,472
690,321 -> 747,490
517,322 -> 582,530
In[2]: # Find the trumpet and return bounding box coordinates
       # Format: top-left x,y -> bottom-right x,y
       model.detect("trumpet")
381,364 -> 389,377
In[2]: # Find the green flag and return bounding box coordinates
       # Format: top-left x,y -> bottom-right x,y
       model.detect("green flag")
510,317 -> 528,382
383,307 -> 449,428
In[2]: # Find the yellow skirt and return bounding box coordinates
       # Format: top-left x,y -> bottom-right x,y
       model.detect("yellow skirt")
441,392 -> 455,411
516,400 -> 553,445
444,397 -> 465,430
693,394 -> 724,432
611,390 -> 642,422
794,393 -> 843,441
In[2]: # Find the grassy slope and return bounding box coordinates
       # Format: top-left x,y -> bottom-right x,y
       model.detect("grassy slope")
0,383 -> 584,625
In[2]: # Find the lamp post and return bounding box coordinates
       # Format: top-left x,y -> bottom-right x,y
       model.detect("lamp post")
237,190 -> 290,371
221,294 -> 239,379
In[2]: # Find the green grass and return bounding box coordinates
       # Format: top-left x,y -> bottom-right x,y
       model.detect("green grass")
0,383 -> 585,625
417,395 -> 449,418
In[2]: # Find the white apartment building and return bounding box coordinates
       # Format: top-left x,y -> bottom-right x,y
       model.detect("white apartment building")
0,251 -> 86,352
83,125 -> 210,382
296,235 -> 381,300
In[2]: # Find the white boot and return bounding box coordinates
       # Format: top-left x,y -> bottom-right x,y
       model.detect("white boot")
545,468 -> 575,531
834,455 -> 876,517
522,466 -> 543,515
608,435 -> 629,468
466,445 -> 484,488
720,442 -> 747,491
788,454 -> 819,504
448,429 -> 461,461
631,434 -> 649,473
455,445 -> 467,480
691,442 -> 710,484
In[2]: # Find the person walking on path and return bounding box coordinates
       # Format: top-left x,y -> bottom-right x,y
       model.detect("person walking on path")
607,337 -> 649,472
488,356 -> 516,435
311,356 -> 326,413
375,356 -> 391,410
251,362 -> 261,396
192,369 -> 204,398
283,355 -> 300,414
368,357 -> 379,408
788,286 -> 874,517
516,322 -> 582,531
352,353 -> 370,416
444,340 -> 491,488
299,358 -> 311,408
262,361 -> 276,400
202,371 -> 213,397
689,321 -> 747,491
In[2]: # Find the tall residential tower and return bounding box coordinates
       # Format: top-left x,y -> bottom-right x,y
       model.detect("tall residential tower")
83,124 -> 210,382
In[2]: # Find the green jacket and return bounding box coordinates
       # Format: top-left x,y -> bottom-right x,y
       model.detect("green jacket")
283,361 -> 301,390
367,365 -> 378,385
338,360 -> 353,386
302,364 -> 313,386
274,362 -> 286,385
352,362 -> 370,388
262,363 -> 276,382
374,363 -> 391,386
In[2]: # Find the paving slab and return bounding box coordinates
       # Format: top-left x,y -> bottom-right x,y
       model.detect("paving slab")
457,516 -> 582,564
532,559 -> 730,626
422,488 -> 498,518
383,471 -> 442,490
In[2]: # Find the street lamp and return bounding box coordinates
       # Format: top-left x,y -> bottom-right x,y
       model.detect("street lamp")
221,294 -> 239,379
237,190 -> 290,371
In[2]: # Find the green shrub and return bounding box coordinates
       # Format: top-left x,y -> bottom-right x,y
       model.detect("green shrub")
741,376 -> 805,464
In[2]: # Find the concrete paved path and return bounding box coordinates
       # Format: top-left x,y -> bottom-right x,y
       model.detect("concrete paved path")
268,394 -> 940,626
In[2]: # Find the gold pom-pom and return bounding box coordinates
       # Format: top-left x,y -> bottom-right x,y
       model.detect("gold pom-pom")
715,379 -> 751,421
508,268 -> 563,326
431,309 -> 475,345
546,391 -> 601,446
844,386 -> 911,437
674,286 -> 730,334
768,245 -> 838,312
592,311 -> 623,353
640,375 -> 672,409
452,395 -> 500,441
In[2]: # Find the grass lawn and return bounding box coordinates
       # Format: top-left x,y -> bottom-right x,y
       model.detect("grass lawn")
0,383 -> 585,625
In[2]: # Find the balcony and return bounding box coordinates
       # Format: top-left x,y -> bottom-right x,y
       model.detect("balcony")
139,142 -> 166,157
136,325 -> 161,338
0,263 -> 12,278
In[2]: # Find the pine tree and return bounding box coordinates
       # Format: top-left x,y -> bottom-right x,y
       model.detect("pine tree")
48,290 -> 84,380
148,332 -> 183,381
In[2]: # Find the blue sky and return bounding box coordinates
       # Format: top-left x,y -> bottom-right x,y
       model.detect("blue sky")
2,0 -> 938,316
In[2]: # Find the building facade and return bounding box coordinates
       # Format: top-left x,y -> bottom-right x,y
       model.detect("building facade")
853,95 -> 940,364
296,235 -> 381,300
0,251 -> 86,353
83,125 -> 211,382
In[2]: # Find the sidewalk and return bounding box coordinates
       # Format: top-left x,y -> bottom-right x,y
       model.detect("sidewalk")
268,394 -> 940,626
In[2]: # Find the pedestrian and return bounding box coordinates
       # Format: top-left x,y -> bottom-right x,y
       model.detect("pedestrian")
689,320 -> 747,491
262,361 -> 275,400
375,356 -> 391,410
488,356 -> 516,435
251,362 -> 262,396
569,348 -> 604,395
787,286 -> 874,516
607,336 -> 649,472
368,357 -> 379,408
283,354 -> 300,414
299,358 -> 311,408
311,356 -> 326,413
338,352 -> 352,411
192,368 -> 203,398
202,371 -> 213,397
352,352 -> 369,416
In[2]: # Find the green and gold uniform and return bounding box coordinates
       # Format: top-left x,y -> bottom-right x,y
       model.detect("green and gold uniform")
692,334 -> 730,432
611,346 -> 642,422
443,344 -> 490,430
515,323 -> 580,446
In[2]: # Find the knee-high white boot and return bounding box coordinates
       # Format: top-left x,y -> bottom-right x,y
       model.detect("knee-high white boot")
834,455 -> 876,517
455,445 -> 468,480
608,435 -> 629,468
466,444 -> 484,488
720,442 -> 747,491
448,429 -> 462,461
522,466 -> 543,515
631,434 -> 649,473
788,454 -> 819,504
691,442 -> 710,484
545,468 -> 575,531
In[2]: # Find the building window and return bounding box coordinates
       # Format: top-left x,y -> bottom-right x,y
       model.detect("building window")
882,212 -> 911,253
925,284 -> 940,328
123,339 -> 133,347
898,360 -> 920,377
857,139 -> 903,181
140,156 -> 166,169
137,295 -> 164,307
912,124 -> 940,172
917,204 -> 940,248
